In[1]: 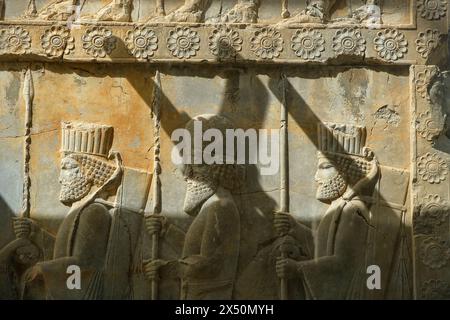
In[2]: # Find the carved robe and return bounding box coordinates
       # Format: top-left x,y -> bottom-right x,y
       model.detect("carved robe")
22,200 -> 141,300
38,0 -> 77,21
300,196 -> 371,300
180,187 -> 240,300
149,0 -> 213,23
0,243 -> 20,299
93,0 -> 132,22
233,216 -> 314,300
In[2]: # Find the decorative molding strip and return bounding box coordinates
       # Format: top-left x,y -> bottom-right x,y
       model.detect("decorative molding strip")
0,23 -> 438,64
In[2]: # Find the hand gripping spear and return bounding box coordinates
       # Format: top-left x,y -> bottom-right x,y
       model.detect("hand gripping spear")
277,73 -> 290,300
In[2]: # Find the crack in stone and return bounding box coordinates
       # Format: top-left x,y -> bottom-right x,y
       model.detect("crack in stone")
0,128 -> 58,139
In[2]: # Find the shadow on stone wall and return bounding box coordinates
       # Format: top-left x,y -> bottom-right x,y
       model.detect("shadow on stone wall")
0,35 -> 418,299
0,196 -> 15,249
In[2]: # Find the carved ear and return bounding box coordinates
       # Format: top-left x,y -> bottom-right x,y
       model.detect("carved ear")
104,151 -> 123,191
441,71 -> 450,79
362,147 -> 375,160
343,156 -> 379,201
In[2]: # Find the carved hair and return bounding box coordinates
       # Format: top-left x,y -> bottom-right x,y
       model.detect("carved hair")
184,163 -> 245,192
183,114 -> 246,192
326,152 -> 373,186
69,153 -> 116,187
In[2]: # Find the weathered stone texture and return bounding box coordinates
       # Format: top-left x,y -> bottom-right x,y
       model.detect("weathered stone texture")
0,0 -> 448,300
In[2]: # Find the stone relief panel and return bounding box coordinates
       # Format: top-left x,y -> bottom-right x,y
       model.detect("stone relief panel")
0,1 -> 417,26
0,0 -> 448,301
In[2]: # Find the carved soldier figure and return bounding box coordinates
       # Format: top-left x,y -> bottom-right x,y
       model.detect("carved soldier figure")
147,0 -> 212,23
219,0 -> 260,23
145,114 -> 244,299
278,0 -> 381,26
83,0 -> 133,22
12,122 -> 142,299
428,71 -> 450,140
146,0 -> 260,24
275,122 -> 379,299
35,0 -> 78,21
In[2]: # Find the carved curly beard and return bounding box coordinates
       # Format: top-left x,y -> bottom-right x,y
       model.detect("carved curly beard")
59,172 -> 92,206
183,176 -> 217,216
316,173 -> 347,202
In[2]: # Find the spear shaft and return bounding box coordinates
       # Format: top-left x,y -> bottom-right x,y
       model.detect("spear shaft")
155,0 -> 166,16
279,74 -> 289,300
150,70 -> 162,300
21,68 -> 34,219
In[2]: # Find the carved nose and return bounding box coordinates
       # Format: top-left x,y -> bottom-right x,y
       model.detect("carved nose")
314,172 -> 319,182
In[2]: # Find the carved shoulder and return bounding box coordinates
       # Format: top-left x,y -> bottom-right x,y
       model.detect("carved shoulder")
70,203 -> 112,263
79,203 -> 111,225
202,196 -> 239,218
332,199 -> 372,261
341,199 -> 371,227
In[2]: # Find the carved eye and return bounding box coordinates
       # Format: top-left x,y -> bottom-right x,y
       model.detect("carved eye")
62,161 -> 78,170
319,162 -> 334,170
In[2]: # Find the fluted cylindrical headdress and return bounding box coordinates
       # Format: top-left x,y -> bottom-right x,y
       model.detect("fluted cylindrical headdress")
317,122 -> 367,157
61,122 -> 114,158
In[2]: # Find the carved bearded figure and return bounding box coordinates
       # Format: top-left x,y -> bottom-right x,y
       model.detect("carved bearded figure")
275,122 -> 379,299
145,114 -> 244,300
10,122 -> 142,300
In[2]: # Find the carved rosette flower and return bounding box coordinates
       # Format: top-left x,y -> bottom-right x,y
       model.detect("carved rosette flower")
373,29 -> 408,61
420,237 -> 450,269
422,194 -> 450,222
422,280 -> 450,299
415,68 -> 439,100
416,29 -> 441,59
414,194 -> 450,235
291,28 -> 325,60
125,26 -> 158,60
414,195 -> 450,235
414,215 -> 435,235
332,28 -> 366,56
82,27 -> 116,58
208,27 -> 243,59
417,152 -> 448,184
417,111 -> 446,142
0,26 -> 31,54
167,27 -> 200,59
41,26 -> 74,57
414,194 -> 450,234
250,28 -> 283,60
417,0 -> 447,20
